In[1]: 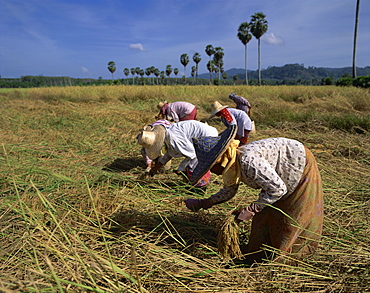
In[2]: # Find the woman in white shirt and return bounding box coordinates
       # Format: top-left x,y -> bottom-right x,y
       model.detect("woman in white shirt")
137,120 -> 218,188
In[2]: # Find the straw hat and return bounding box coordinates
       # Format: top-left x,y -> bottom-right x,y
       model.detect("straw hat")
209,101 -> 229,119
137,125 -> 166,160
157,100 -> 168,110
190,125 -> 237,185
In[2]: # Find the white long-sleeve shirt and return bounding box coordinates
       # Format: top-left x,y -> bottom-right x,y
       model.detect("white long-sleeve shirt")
166,102 -> 196,122
159,120 -> 218,171
221,108 -> 253,137
209,138 -> 306,209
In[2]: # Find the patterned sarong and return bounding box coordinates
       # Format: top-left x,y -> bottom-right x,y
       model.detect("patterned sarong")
242,147 -> 324,263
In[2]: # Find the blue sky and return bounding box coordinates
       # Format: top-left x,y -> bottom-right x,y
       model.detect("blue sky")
1,0 -> 369,79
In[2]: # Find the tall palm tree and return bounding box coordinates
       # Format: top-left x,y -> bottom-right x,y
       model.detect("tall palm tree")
130,68 -> 136,84
213,47 -> 224,81
205,45 -> 215,61
150,66 -> 156,84
173,68 -> 179,84
123,68 -> 130,85
250,12 -> 268,85
207,60 -> 216,84
160,71 -> 166,84
352,0 -> 360,78
107,61 -> 116,80
193,52 -> 201,84
191,66 -> 196,85
180,53 -> 189,84
135,67 -> 141,85
166,65 -> 173,85
154,68 -> 160,85
145,67 -> 152,85
237,22 -> 253,85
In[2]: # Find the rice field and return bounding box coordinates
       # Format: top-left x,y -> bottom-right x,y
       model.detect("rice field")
0,85 -> 369,292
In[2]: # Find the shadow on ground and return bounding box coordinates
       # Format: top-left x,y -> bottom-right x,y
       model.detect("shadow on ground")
102,157 -> 146,172
106,208 -> 222,258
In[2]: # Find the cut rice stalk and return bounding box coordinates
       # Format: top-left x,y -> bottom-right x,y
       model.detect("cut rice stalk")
217,213 -> 243,259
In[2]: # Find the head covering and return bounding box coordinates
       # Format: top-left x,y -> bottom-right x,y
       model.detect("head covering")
190,125 -> 237,185
157,100 -> 168,110
151,119 -> 171,128
137,125 -> 166,160
209,101 -> 229,119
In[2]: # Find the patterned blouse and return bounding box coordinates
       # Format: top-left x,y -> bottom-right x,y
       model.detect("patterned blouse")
229,94 -> 251,113
208,137 -> 307,210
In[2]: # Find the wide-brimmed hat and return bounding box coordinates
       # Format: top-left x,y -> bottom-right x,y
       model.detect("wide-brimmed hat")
190,125 -> 237,185
137,125 -> 166,160
209,101 -> 229,119
157,100 -> 168,110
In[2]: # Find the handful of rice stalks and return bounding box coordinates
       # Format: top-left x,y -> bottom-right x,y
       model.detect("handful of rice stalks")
217,213 -> 243,259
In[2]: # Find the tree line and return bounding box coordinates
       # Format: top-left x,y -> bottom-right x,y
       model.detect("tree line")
1,66 -> 369,88
107,12 -> 268,87
107,45 -> 227,86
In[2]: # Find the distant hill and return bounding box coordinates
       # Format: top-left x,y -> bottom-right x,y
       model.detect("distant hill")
198,64 -> 370,81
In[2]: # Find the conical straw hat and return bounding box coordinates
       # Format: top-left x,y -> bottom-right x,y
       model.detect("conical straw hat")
209,101 -> 229,119
137,125 -> 166,160
190,125 -> 237,185
157,100 -> 168,110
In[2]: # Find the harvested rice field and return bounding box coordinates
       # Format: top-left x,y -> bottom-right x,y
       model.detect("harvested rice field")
0,85 -> 369,292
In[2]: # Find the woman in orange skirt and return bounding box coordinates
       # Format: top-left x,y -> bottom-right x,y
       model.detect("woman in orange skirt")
185,126 -> 324,264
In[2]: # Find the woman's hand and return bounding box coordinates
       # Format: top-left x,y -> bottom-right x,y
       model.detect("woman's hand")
184,198 -> 213,212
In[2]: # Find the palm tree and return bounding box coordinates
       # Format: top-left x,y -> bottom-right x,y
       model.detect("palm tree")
130,68 -> 136,84
173,68 -> 179,84
166,65 -> 172,84
207,60 -> 216,84
250,12 -> 268,85
107,61 -> 116,80
193,52 -> 201,84
191,66 -> 196,85
139,69 -> 144,77
213,47 -> 224,81
205,45 -> 215,61
160,71 -> 166,84
135,67 -> 141,85
180,53 -> 189,84
149,66 -> 156,84
237,22 -> 253,85
154,68 -> 160,85
123,68 -> 130,84
145,67 -> 152,85
222,72 -> 228,85
353,0 -> 360,78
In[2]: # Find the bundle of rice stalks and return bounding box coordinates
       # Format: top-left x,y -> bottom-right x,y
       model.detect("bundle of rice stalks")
217,213 -> 243,259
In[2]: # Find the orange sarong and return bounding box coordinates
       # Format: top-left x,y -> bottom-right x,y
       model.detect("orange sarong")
243,147 -> 324,263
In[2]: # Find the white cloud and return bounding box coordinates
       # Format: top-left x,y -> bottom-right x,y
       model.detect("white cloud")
262,32 -> 285,46
81,67 -> 90,74
129,43 -> 146,52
